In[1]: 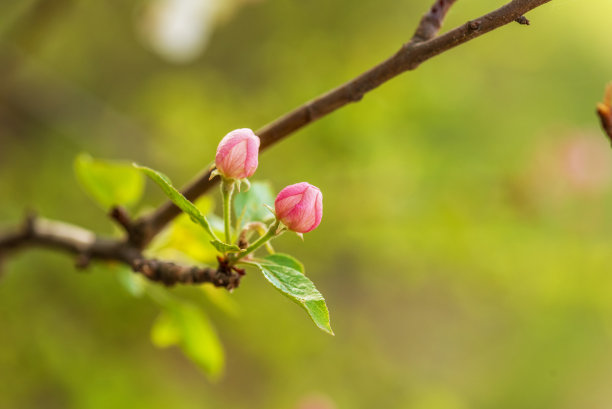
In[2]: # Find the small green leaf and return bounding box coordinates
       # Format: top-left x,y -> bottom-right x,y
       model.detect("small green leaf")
265,253 -> 305,274
151,311 -> 180,347
210,240 -> 242,253
135,164 -> 217,240
234,181 -> 275,229
247,259 -> 333,335
74,153 -> 144,209
151,302 -> 224,379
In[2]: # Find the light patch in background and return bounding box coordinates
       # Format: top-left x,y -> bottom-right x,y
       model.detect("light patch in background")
138,0 -> 262,63
528,131 -> 612,199
293,394 -> 337,409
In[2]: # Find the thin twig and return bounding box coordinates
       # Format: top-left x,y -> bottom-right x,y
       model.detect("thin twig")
134,0 -> 552,247
109,206 -> 133,234
412,0 -> 459,42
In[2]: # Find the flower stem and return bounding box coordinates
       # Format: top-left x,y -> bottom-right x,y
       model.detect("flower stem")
221,180 -> 235,244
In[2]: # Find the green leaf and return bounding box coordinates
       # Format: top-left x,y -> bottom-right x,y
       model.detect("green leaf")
210,240 -> 242,253
265,253 -> 305,274
148,197 -> 219,265
150,311 -> 180,347
247,258 -> 333,335
74,153 -> 144,209
135,164 -> 218,240
234,181 -> 275,229
151,302 -> 224,379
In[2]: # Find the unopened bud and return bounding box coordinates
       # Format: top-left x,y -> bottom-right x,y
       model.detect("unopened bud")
274,182 -> 323,233
215,128 -> 260,179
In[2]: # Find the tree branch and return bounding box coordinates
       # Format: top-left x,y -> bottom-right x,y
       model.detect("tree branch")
1,0 -> 554,287
134,0 -> 552,248
0,215 -> 243,289
412,0 -> 459,42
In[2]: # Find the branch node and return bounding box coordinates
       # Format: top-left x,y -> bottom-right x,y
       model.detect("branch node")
75,253 -> 92,270
467,20 -> 482,31
515,15 -> 530,25
127,219 -> 153,249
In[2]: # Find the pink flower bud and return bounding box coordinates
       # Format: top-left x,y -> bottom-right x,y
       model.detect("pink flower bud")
215,128 -> 260,179
275,182 -> 323,233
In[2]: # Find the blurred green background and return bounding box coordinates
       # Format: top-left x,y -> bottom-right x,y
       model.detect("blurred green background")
2,0 -> 612,408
